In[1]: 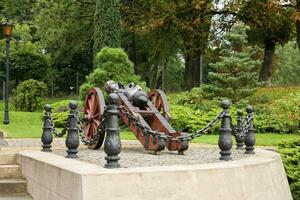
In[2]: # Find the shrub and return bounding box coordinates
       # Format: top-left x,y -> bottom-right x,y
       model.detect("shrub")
169,103 -> 238,134
80,47 -> 147,100
173,87 -> 300,134
50,99 -> 83,128
176,88 -> 205,105
278,140 -> 300,200
254,92 -> 300,134
12,79 -> 47,112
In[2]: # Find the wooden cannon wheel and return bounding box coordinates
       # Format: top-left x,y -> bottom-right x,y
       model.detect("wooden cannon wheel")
83,87 -> 106,149
148,89 -> 171,122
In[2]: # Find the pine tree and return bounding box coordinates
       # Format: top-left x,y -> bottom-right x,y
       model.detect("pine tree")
93,0 -> 121,56
202,22 -> 260,102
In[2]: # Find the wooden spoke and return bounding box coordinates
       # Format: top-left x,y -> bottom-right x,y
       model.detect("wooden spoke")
148,89 -> 171,122
83,87 -> 106,149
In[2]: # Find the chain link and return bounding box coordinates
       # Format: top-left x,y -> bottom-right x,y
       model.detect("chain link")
46,112 -> 67,137
74,109 -> 107,145
120,109 -> 224,143
231,113 -> 252,138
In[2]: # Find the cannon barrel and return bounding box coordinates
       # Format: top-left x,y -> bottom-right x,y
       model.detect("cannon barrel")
105,80 -> 148,109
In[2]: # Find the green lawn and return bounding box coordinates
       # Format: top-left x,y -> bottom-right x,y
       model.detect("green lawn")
0,110 -> 299,146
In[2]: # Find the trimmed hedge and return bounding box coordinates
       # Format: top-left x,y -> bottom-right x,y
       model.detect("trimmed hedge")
171,88 -> 300,134
278,140 -> 300,200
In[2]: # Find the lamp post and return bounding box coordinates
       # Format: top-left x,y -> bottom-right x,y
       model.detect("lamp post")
2,18 -> 13,125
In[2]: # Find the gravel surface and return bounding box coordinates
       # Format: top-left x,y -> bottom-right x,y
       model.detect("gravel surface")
52,146 -> 250,168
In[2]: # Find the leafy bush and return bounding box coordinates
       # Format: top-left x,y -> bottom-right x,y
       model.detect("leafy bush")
170,103 -> 238,134
50,99 -> 83,128
176,88 -> 205,105
52,112 -> 69,128
80,47 -> 147,100
278,140 -> 300,200
172,86 -> 300,134
254,92 -> 300,134
12,79 -> 47,112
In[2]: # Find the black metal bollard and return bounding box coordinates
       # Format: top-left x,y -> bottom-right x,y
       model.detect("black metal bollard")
104,93 -> 121,169
218,100 -> 232,161
244,105 -> 255,154
65,101 -> 80,158
235,110 -> 244,150
41,104 -> 53,152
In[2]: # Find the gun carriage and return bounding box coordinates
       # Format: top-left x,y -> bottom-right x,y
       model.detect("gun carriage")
83,81 -> 189,154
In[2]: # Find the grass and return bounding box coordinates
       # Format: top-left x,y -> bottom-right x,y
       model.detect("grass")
191,134 -> 300,146
0,111 -> 43,138
0,110 -> 299,147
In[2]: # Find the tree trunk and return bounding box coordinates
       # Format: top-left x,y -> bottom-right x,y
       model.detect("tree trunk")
259,40 -> 276,82
131,28 -> 138,73
184,53 -> 201,89
296,20 -> 300,51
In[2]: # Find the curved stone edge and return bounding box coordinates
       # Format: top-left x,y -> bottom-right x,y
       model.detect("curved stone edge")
16,149 -> 292,200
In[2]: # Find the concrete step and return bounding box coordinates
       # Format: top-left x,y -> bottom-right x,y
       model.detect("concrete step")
0,154 -> 16,165
0,165 -> 22,179
0,178 -> 27,196
0,196 -> 32,200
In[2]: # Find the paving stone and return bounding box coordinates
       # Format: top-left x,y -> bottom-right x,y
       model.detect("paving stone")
52,146 -> 248,168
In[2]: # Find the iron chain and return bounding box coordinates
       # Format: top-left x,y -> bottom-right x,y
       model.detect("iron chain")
74,109 -> 107,145
46,112 -> 67,137
120,109 -> 224,143
231,113 -> 252,138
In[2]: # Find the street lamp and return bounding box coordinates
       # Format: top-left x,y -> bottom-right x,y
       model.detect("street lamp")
2,18 -> 13,125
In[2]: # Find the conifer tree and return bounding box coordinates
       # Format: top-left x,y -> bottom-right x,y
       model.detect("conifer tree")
202,23 -> 260,102
93,0 -> 121,56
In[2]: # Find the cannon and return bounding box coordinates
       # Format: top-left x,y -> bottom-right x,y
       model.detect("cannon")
83,81 -> 189,154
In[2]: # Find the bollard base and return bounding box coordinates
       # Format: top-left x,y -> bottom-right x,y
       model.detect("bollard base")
42,144 -> 52,152
42,148 -> 52,152
245,147 -> 255,154
66,149 -> 78,158
219,150 -> 231,161
236,144 -> 244,150
104,155 -> 120,169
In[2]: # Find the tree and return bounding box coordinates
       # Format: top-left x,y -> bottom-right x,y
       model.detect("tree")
280,0 -> 300,51
93,0 -> 121,55
240,0 -> 294,82
34,0 -> 95,92
202,22 -> 260,102
79,47 -> 146,99
271,41 -> 300,85
0,23 -> 51,84
122,0 -> 214,89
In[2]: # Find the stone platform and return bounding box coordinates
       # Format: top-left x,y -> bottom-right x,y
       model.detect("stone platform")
16,146 -> 292,200
52,146 -> 248,168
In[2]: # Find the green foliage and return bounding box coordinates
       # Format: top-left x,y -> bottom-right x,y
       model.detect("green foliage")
176,87 -> 205,105
51,112 -> 69,128
170,102 -> 237,134
0,23 -> 51,83
254,92 -> 300,134
93,0 -> 121,54
272,41 -> 300,86
172,86 -> 300,134
79,83 -> 93,101
34,0 -> 94,93
202,23 -> 260,102
240,0 -> 294,47
12,79 -> 47,112
80,48 -> 146,100
278,140 -> 300,200
50,99 -> 83,128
